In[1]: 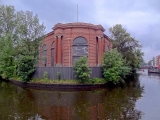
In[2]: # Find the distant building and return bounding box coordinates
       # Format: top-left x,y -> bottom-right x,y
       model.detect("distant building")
155,55 -> 160,67
151,60 -> 153,66
39,22 -> 111,67
153,57 -> 156,67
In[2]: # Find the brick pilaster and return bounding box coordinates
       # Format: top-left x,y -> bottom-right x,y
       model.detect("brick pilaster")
54,36 -> 58,64
57,35 -> 62,65
97,36 -> 102,65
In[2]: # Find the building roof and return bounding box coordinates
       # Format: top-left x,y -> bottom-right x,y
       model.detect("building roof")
52,22 -> 105,32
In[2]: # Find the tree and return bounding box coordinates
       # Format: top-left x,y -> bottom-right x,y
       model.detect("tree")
74,56 -> 90,83
102,49 -> 131,84
0,33 -> 16,78
15,11 -> 46,82
17,56 -> 35,82
134,49 -> 144,65
0,5 -> 17,37
0,5 -> 45,81
14,10 -> 45,57
0,5 -> 45,56
109,24 -> 142,70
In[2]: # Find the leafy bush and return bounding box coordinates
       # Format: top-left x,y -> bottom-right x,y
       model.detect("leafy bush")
102,49 -> 131,84
89,78 -> 106,84
74,56 -> 91,83
43,71 -> 48,80
1,66 -> 16,79
17,56 -> 35,82
57,72 -> 61,81
0,34 -> 16,79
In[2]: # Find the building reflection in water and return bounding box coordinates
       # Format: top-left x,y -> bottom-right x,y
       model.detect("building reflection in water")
30,80 -> 143,119
0,77 -> 144,120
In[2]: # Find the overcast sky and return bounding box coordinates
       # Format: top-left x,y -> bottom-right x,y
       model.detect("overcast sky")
1,0 -> 160,62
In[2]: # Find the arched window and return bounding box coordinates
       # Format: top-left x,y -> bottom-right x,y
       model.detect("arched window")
42,44 -> 47,66
72,37 -> 88,65
51,42 -> 55,66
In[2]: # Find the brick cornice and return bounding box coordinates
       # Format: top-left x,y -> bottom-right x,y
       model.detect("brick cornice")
54,34 -> 63,38
96,36 -> 103,39
52,22 -> 105,32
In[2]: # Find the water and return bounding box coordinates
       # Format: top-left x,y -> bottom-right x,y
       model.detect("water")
0,69 -> 160,120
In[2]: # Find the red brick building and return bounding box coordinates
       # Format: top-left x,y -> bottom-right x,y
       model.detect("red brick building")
155,55 -> 160,67
40,22 -> 111,67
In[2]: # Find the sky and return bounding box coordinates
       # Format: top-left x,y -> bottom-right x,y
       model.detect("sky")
1,0 -> 160,62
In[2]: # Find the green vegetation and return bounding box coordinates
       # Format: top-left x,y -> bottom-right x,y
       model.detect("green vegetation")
17,56 -> 35,82
26,78 -> 105,84
102,49 -> 131,84
31,79 -> 79,84
57,72 -> 61,80
0,5 -> 45,82
135,49 -> 144,68
109,24 -> 144,71
43,71 -> 48,80
0,33 -> 16,79
89,78 -> 106,84
101,24 -> 144,84
0,5 -> 143,86
74,56 -> 91,83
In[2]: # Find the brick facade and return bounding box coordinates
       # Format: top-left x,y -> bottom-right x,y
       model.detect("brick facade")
40,22 -> 111,67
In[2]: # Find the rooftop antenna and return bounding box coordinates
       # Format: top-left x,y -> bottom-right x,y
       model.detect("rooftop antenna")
77,4 -> 78,22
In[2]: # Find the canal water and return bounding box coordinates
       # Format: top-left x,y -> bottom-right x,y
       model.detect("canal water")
0,69 -> 160,120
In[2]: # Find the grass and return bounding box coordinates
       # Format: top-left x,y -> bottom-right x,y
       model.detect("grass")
31,78 -> 80,84
9,76 -> 106,85
30,78 -> 106,85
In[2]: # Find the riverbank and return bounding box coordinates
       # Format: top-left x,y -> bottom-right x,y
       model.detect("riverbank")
3,79 -> 107,91
148,68 -> 160,73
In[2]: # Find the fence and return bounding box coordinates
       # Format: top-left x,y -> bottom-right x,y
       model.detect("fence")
33,67 -> 103,80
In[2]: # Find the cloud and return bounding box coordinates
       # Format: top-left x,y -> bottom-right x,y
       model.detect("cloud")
1,0 -> 160,62
92,0 -> 160,62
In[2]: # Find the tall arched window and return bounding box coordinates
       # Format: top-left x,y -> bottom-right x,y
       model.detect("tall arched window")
51,42 -> 55,66
42,44 -> 47,66
72,37 -> 88,65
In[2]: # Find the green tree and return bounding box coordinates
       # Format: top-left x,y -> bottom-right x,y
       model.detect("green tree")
0,5 -> 45,81
74,56 -> 91,83
0,33 -> 16,78
102,49 -> 131,84
109,24 -> 142,70
0,5 -> 16,37
17,56 -> 35,82
0,5 -> 45,54
134,49 -> 144,67
14,10 -> 45,57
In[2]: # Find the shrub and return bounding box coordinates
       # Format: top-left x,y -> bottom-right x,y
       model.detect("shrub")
17,56 -> 35,82
57,72 -> 61,81
1,66 -> 16,79
0,34 -> 16,79
43,71 -> 48,80
74,56 -> 90,83
102,49 -> 131,84
89,78 -> 106,84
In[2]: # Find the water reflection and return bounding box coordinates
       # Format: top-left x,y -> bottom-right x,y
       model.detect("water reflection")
136,71 -> 160,120
0,77 -> 144,120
